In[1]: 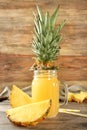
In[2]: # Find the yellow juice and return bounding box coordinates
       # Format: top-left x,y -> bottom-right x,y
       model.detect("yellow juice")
32,70 -> 59,118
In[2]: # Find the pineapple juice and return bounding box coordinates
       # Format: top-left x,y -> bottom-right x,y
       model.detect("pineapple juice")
32,70 -> 59,118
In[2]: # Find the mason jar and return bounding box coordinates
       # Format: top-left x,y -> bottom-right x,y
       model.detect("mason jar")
32,70 -> 67,118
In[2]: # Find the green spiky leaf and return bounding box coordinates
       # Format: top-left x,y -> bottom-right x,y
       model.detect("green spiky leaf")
51,5 -> 59,28
37,6 -> 44,22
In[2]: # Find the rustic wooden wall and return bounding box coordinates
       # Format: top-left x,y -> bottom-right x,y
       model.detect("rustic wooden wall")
0,0 -> 87,88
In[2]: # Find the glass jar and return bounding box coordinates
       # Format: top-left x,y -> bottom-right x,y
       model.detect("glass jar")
32,70 -> 59,118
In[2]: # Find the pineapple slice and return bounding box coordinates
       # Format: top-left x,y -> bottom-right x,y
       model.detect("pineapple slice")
6,99 -> 51,126
9,85 -> 31,108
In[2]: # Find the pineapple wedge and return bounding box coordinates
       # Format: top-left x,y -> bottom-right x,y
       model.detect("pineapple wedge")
6,99 -> 51,126
9,85 -> 31,108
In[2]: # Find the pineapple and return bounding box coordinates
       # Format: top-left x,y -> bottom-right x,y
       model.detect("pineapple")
9,85 -> 31,108
6,99 -> 51,126
32,5 -> 65,70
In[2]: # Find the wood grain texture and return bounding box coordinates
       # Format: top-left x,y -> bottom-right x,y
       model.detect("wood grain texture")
0,54 -> 87,87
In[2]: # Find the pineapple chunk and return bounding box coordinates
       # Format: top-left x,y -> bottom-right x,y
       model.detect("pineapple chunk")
9,85 -> 31,108
6,99 -> 51,126
68,91 -> 87,103
73,91 -> 87,103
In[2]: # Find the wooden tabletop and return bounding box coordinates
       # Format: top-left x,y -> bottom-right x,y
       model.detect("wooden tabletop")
0,101 -> 87,130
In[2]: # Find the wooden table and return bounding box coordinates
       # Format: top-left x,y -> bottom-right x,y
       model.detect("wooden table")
0,101 -> 87,130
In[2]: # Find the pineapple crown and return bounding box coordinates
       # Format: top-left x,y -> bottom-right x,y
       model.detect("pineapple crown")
32,5 -> 66,70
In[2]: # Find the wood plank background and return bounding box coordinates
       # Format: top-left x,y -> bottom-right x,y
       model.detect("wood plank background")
0,0 -> 87,88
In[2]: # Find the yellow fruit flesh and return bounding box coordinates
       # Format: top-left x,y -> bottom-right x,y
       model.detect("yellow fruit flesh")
68,91 -> 87,103
6,99 -> 51,126
9,85 -> 31,108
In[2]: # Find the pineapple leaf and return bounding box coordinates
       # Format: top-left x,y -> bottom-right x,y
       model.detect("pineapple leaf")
58,35 -> 63,43
45,12 -> 48,28
59,20 -> 66,31
46,32 -> 52,44
37,6 -> 44,22
34,19 -> 40,34
38,21 -> 42,34
45,12 -> 51,33
51,5 -> 59,28
52,20 -> 66,39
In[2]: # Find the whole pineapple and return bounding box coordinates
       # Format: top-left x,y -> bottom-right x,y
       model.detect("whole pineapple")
32,5 -> 65,70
